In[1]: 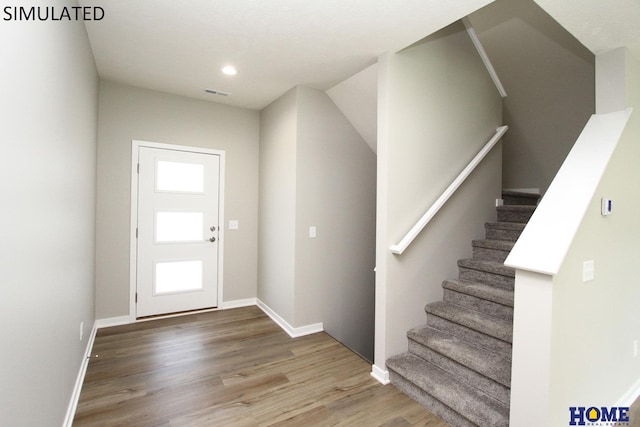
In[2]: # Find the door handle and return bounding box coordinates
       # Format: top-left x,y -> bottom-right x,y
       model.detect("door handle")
209,237 -> 216,242
210,226 -> 216,231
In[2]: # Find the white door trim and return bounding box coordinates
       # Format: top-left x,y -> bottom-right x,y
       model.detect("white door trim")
129,140 -> 225,322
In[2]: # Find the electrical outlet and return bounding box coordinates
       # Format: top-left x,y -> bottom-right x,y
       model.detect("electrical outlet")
309,226 -> 317,238
80,321 -> 84,341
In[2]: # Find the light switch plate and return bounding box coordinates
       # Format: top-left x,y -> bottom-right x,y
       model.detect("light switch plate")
229,220 -> 239,230
309,226 -> 316,238
601,198 -> 612,216
583,260 -> 594,282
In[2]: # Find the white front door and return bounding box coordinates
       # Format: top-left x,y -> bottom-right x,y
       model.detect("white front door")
136,146 -> 221,318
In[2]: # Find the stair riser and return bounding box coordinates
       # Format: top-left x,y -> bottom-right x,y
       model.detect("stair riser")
497,209 -> 534,223
472,246 -> 510,263
458,267 -> 514,291
485,227 -> 523,242
426,315 -> 512,359
502,195 -> 539,206
408,340 -> 511,405
388,191 -> 539,423
388,371 -> 478,427
443,289 -> 513,321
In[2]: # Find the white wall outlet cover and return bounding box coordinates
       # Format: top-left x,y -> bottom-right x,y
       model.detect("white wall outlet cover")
309,226 -> 317,238
228,220 -> 239,230
583,260 -> 595,282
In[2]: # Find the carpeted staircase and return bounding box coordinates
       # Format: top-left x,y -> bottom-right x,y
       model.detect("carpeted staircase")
386,190 -> 540,427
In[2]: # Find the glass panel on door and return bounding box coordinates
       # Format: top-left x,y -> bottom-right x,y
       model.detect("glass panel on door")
156,160 -> 204,193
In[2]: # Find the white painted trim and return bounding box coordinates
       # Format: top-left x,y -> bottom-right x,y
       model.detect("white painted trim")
505,109 -> 632,275
129,142 -> 139,322
129,140 -> 226,321
95,316 -> 131,329
220,298 -> 258,309
615,376 -> 640,408
462,18 -> 508,98
370,364 -> 390,385
62,320 -> 98,427
256,299 -> 324,338
390,126 -> 508,255
508,270 -> 553,426
503,187 -> 541,195
134,307 -> 220,323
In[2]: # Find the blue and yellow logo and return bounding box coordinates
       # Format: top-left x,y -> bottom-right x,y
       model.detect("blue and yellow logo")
569,406 -> 630,425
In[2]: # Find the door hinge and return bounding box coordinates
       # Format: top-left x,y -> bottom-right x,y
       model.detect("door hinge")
136,227 -> 138,238
137,163 -> 140,174
135,293 -> 138,303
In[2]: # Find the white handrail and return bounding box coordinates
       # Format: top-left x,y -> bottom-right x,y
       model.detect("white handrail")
390,125 -> 508,255
462,18 -> 507,98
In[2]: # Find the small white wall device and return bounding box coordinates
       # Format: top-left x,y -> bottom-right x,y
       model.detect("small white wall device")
601,198 -> 612,216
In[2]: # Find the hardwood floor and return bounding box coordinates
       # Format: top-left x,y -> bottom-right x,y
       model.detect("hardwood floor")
73,306 -> 448,426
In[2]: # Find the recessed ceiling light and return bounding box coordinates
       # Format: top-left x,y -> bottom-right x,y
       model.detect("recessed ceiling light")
222,65 -> 237,76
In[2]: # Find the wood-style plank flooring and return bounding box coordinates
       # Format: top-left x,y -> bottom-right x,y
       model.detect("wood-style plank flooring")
73,306 -> 448,426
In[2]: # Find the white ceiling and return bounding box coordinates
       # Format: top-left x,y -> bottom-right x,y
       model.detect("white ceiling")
533,0 -> 640,59
80,0 -> 493,110
80,1 -> 640,111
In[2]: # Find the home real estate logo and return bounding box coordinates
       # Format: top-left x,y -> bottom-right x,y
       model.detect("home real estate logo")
569,406 -> 630,426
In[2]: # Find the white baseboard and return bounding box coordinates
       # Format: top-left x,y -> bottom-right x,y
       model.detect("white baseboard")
370,364 -> 390,385
616,376 -> 640,407
95,315 -> 131,329
221,298 -> 258,309
62,320 -> 98,427
256,299 -> 323,338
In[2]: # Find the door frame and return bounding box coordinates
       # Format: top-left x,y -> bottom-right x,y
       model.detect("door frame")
129,140 -> 225,322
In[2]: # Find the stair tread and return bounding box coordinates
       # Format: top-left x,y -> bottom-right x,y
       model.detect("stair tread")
458,258 -> 515,278
442,279 -> 513,307
485,221 -> 526,231
425,301 -> 513,343
387,353 -> 509,427
472,239 -> 515,251
426,301 -> 513,343
408,326 -> 512,387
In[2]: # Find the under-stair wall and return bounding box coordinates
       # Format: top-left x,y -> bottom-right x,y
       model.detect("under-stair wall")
374,20 -> 503,379
259,86 -> 377,361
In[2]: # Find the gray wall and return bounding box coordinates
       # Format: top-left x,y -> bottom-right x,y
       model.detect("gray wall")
295,87 -> 376,360
258,88 -> 298,322
469,0 -> 595,193
0,9 -> 98,427
259,86 -> 376,360
375,21 -> 503,368
96,81 -> 260,318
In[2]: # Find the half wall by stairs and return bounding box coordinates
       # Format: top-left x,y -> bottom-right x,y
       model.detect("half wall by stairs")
386,190 -> 539,427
